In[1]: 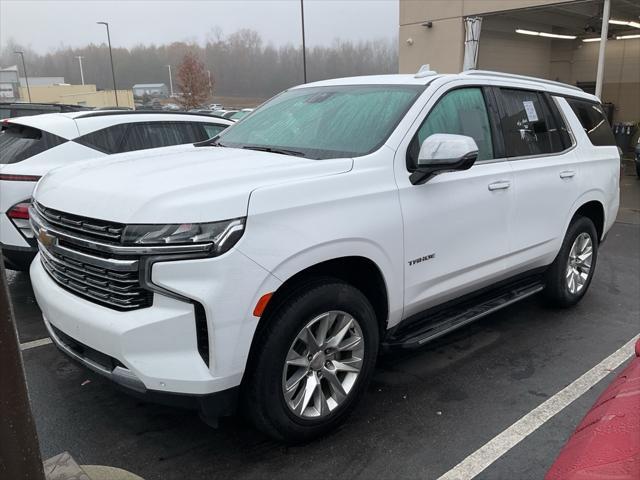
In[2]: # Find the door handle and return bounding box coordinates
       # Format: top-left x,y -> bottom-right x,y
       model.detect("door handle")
488,180 -> 511,191
560,170 -> 576,179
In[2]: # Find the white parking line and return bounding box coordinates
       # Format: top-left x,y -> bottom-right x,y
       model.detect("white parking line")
20,337 -> 53,351
437,334 -> 639,480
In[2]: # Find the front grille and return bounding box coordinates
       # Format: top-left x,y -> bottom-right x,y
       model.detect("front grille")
35,201 -> 124,243
39,241 -> 152,311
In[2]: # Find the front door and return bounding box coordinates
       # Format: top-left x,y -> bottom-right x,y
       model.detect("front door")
395,85 -> 514,318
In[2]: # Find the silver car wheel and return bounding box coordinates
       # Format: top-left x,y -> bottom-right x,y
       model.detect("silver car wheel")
282,310 -> 365,419
566,232 -> 593,295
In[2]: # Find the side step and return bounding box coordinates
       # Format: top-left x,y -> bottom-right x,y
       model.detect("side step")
383,278 -> 545,349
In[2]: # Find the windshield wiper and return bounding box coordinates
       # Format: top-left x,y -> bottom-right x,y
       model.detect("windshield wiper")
241,145 -> 305,157
194,135 -> 227,148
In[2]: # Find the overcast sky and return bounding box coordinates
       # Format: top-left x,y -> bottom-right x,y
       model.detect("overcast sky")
1,0 -> 398,53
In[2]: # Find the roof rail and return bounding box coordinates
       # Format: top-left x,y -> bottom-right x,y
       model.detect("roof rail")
74,110 -> 228,119
461,70 -> 583,92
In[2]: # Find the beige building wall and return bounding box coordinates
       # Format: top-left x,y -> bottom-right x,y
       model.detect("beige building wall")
551,38 -> 640,122
18,84 -> 134,109
477,20 -> 639,122
60,89 -> 135,109
399,0 -> 568,73
399,0 -> 640,122
19,84 -> 96,103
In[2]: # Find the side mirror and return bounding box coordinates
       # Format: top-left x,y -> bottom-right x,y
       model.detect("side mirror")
410,133 -> 479,185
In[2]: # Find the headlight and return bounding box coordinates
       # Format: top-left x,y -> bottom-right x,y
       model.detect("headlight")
121,218 -> 245,255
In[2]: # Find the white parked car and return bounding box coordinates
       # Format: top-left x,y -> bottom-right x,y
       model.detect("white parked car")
29,70 -> 619,442
0,111 -> 232,270
229,108 -> 254,121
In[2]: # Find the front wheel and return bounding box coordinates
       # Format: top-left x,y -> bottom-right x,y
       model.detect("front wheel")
243,280 -> 379,442
544,216 -> 598,307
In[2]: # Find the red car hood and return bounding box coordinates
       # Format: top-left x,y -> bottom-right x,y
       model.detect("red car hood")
546,339 -> 640,480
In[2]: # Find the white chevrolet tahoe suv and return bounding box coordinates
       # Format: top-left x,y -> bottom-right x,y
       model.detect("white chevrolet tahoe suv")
29,69 -> 620,442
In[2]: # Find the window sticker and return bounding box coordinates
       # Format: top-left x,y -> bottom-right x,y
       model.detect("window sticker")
523,101 -> 539,122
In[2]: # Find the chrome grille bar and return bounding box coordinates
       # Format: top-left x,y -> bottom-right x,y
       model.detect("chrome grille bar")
30,205 -> 212,256
40,245 -> 151,310
35,202 -> 124,242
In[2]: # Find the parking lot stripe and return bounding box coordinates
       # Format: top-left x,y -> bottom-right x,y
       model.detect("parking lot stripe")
437,334 -> 639,480
20,337 -> 53,351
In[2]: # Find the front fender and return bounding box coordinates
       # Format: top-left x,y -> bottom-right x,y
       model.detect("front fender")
249,237 -> 402,326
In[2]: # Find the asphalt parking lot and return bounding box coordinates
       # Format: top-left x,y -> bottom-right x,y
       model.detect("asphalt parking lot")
8,164 -> 640,480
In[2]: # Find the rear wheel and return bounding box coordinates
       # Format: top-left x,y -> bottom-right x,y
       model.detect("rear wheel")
544,216 -> 598,307
243,279 -> 379,442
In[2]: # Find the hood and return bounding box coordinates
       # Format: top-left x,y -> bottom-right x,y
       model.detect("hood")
34,146 -> 353,223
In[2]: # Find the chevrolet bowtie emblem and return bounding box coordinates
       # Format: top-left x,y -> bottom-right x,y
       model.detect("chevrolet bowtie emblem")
38,228 -> 55,249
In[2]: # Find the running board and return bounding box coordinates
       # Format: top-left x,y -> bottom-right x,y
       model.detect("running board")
384,279 -> 545,349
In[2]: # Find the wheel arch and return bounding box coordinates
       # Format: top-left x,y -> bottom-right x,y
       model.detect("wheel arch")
566,191 -> 607,242
242,255 -> 390,383
570,199 -> 606,242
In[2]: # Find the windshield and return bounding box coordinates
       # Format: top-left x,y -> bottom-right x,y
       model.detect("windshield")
218,85 -> 423,159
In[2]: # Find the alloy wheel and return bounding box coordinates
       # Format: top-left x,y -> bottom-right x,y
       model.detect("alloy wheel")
566,232 -> 593,295
282,310 -> 364,419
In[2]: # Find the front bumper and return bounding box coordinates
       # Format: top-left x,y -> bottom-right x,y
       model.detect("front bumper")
45,316 -> 239,417
1,243 -> 37,271
31,246 -> 281,396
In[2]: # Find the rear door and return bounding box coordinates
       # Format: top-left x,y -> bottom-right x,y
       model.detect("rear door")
494,87 -> 580,274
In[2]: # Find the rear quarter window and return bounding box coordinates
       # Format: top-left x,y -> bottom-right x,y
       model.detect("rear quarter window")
75,123 -> 128,154
0,123 -> 66,164
566,98 -> 616,147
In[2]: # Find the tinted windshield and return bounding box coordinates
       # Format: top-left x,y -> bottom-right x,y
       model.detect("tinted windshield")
218,85 -> 423,159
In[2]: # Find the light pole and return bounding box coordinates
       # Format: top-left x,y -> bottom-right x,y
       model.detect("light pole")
75,56 -> 85,85
595,0 -> 610,99
14,51 -> 31,103
207,69 -> 213,98
300,0 -> 307,83
165,64 -> 174,97
97,21 -> 118,106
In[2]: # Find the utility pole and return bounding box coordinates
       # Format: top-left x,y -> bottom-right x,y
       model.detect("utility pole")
76,56 -> 85,85
97,21 -> 119,106
595,0 -> 610,99
165,64 -> 174,97
14,51 -> 31,103
300,0 -> 307,83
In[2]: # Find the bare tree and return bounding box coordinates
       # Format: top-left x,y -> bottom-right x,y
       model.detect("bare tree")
176,51 -> 210,109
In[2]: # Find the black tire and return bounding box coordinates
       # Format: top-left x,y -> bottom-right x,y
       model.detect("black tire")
543,216 -> 598,308
243,278 -> 379,443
